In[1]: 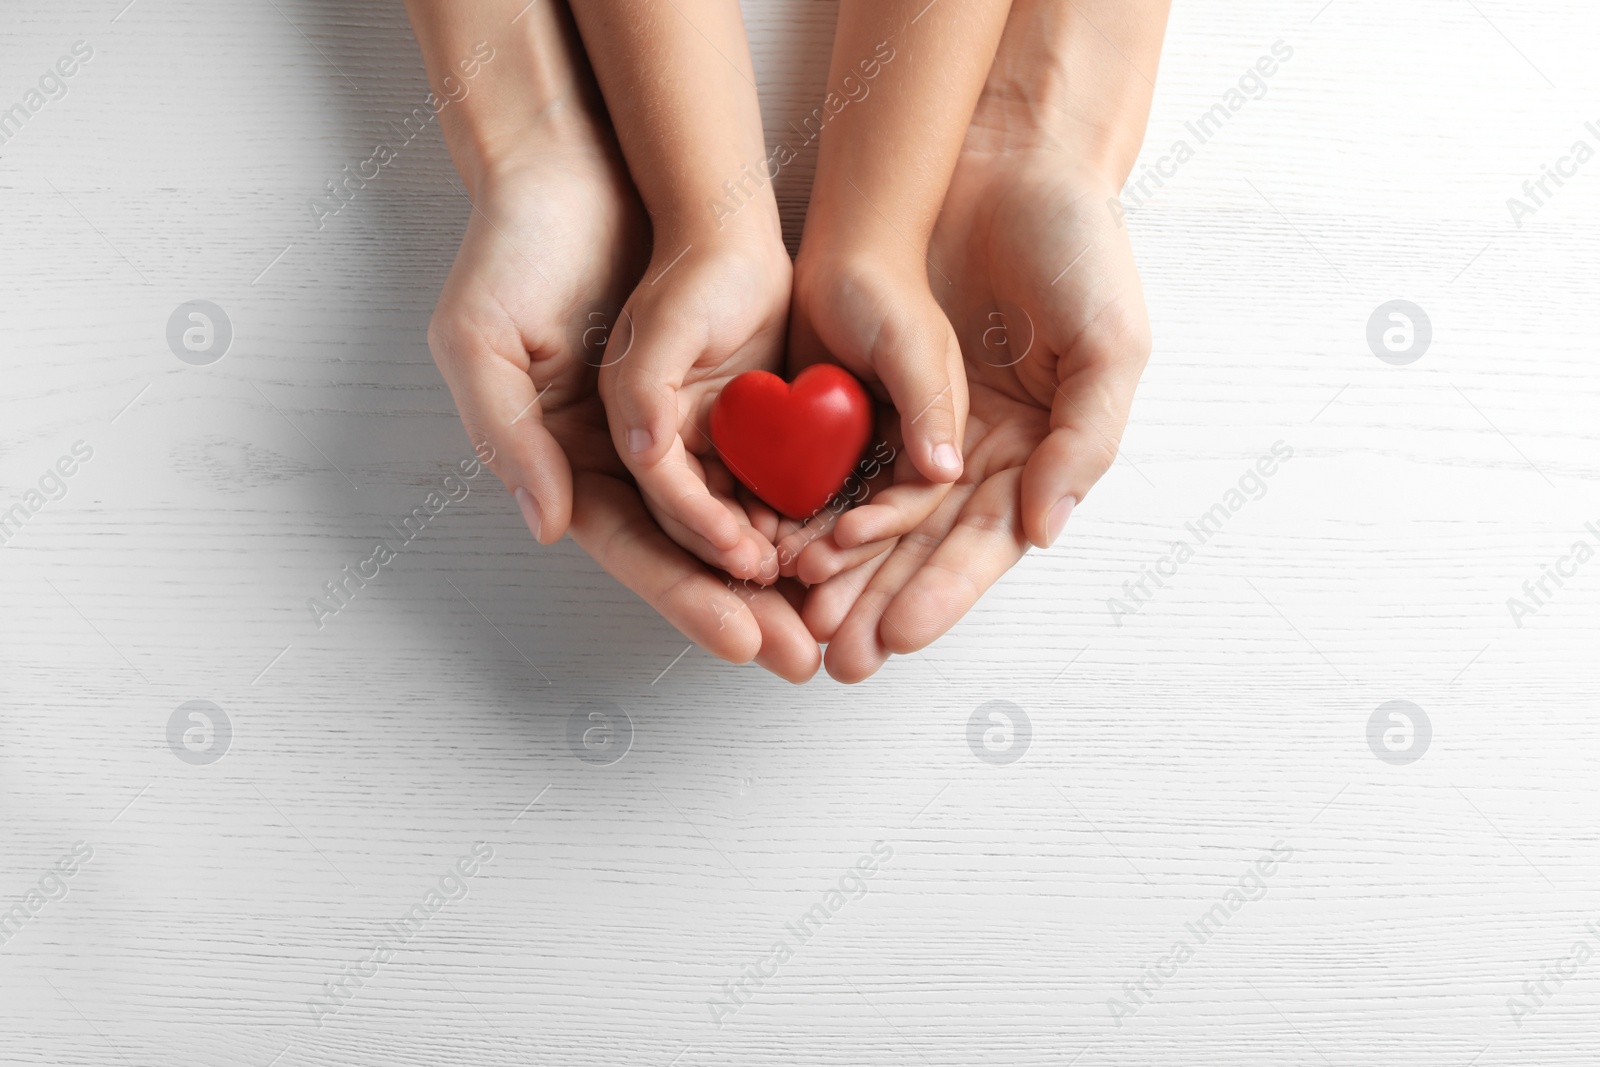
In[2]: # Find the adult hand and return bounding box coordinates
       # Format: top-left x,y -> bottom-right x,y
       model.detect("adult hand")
410,0 -> 819,681
803,150 -> 1152,682
430,148 -> 819,682
799,0 -> 1168,682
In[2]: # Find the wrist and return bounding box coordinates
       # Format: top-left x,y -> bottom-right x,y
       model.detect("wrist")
975,65 -> 1151,183
646,187 -> 787,268
408,0 -> 610,202
970,0 -> 1169,184
793,237 -> 925,310
799,188 -> 935,274
453,103 -> 604,200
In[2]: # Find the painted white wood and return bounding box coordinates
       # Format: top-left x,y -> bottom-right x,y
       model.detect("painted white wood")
3,0 -> 1599,1063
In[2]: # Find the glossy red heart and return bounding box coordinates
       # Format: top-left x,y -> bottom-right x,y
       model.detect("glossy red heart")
709,365 -> 873,520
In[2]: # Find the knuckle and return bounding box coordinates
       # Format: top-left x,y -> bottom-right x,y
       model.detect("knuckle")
1078,432 -> 1123,477
953,509 -> 1015,538
608,365 -> 664,412
460,424 -> 509,482
1076,303 -> 1153,370
425,309 -> 475,365
899,529 -> 942,561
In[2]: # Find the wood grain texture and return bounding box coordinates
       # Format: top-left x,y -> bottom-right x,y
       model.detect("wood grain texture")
3,0 -> 1600,1064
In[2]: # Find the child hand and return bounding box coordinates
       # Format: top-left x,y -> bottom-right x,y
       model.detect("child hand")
776,245 -> 969,583
772,0 -> 1013,581
598,235 -> 794,583
565,0 -> 795,584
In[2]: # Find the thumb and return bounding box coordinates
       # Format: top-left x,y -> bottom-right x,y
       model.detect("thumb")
429,315 -> 573,544
1021,334 -> 1149,550
598,313 -> 743,553
599,329 -> 681,470
871,309 -> 968,484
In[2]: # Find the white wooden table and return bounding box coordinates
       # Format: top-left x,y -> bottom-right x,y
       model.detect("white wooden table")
4,1 -> 1599,1063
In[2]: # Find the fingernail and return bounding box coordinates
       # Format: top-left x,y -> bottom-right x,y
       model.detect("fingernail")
932,443 -> 961,473
514,486 -> 543,541
1045,495 -> 1076,547
627,428 -> 653,455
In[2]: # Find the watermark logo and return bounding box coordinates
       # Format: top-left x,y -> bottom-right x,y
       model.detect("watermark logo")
168,700 -> 231,766
575,304 -> 634,368
975,302 -> 1034,368
967,700 -> 1031,765
1366,300 -> 1430,366
568,700 -> 633,766
167,300 -> 232,366
1366,700 -> 1430,765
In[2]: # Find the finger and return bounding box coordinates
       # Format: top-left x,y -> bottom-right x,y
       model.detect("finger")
821,475 -> 980,679
429,314 -> 572,543
671,453 -> 779,582
703,461 -> 782,582
774,432 -> 898,562
736,486 -> 783,545
821,578 -> 898,683
880,471 -> 1030,655
1021,325 -> 1150,550
647,498 -> 779,585
821,522 -> 953,684
775,501 -> 848,578
872,315 -> 969,484
830,478 -> 947,549
801,544 -> 893,646
567,472 -> 762,665
794,533 -> 896,587
600,329 -> 743,553
744,583 -> 822,683
773,576 -> 809,614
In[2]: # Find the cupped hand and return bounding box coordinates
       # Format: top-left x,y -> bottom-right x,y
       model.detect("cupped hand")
805,147 -> 1152,682
779,249 -> 970,577
597,236 -> 793,584
425,133 -> 819,681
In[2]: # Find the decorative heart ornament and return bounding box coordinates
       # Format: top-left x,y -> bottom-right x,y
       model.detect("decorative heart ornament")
709,365 -> 873,520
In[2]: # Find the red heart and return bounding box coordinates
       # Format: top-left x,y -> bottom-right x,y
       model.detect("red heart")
709,365 -> 873,520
